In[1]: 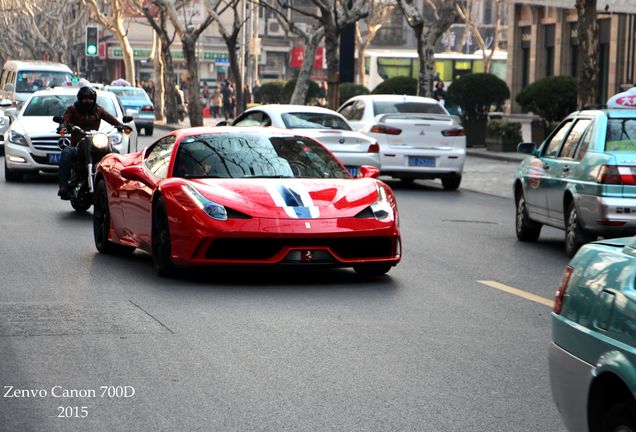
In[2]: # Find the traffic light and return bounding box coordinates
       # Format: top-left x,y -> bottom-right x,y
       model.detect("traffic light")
85,26 -> 98,56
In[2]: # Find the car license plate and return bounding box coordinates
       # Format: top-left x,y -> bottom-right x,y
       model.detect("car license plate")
346,166 -> 359,177
408,156 -> 435,167
47,153 -> 61,164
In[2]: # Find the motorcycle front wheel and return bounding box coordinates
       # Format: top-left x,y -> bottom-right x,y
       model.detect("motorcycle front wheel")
70,191 -> 92,212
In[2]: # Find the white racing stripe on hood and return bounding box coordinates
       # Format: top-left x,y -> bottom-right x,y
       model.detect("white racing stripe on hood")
265,182 -> 320,219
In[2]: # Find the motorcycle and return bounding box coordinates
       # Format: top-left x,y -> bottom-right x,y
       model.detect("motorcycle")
52,115 -> 132,212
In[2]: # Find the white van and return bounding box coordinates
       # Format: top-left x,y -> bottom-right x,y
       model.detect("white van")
0,60 -> 74,107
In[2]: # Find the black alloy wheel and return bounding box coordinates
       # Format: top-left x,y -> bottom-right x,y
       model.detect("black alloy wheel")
565,201 -> 596,257
152,196 -> 176,277
515,193 -> 542,242
93,180 -> 135,255
353,264 -> 392,277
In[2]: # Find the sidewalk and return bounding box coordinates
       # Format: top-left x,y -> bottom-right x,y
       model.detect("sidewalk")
155,119 -> 527,163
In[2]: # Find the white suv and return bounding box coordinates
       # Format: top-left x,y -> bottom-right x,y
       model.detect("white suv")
4,88 -> 137,181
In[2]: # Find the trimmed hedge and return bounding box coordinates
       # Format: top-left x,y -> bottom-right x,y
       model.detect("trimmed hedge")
371,76 -> 417,95
282,79 -> 321,104
339,83 -> 369,104
255,80 -> 286,104
446,73 -> 510,121
515,76 -> 577,122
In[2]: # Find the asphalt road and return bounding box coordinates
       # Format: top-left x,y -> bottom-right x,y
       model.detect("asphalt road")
0,144 -> 569,431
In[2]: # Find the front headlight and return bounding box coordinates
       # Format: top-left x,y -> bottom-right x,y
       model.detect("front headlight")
181,184 -> 228,221
8,130 -> 27,146
91,132 -> 109,149
369,184 -> 392,219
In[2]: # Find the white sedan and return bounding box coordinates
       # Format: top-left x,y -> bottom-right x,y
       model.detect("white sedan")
338,95 -> 466,190
4,87 -> 137,181
229,104 -> 380,177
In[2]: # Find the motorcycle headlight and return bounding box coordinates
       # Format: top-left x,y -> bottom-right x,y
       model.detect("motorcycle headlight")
181,184 -> 228,221
91,132 -> 109,149
8,130 -> 27,146
108,132 -> 123,146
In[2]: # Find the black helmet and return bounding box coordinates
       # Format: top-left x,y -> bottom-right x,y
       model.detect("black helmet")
77,86 -> 96,102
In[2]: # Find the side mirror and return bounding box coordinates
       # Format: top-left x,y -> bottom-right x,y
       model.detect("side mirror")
517,142 -> 537,155
215,120 -> 228,127
52,115 -> 64,124
122,115 -> 133,123
358,165 -> 381,179
121,165 -> 152,186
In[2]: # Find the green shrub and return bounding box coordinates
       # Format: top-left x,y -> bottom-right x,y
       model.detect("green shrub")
487,119 -> 522,142
256,80 -> 286,104
446,73 -> 510,121
371,76 -> 417,95
515,76 -> 577,122
282,79 -> 321,104
339,83 -> 369,104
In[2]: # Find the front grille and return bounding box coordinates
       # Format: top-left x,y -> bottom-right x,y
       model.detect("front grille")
31,136 -> 61,151
206,237 -> 393,260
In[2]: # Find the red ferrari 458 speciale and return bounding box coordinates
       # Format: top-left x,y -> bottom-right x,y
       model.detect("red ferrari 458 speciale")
93,127 -> 401,276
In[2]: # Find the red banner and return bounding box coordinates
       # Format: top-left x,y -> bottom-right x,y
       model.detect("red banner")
290,47 -> 325,69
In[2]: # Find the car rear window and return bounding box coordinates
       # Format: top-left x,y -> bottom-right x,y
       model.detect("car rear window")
373,101 -> 447,115
15,71 -> 73,93
281,112 -> 352,130
605,118 -> 636,151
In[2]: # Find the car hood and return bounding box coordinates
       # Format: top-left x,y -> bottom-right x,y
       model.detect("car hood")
184,177 -> 380,219
11,116 -> 121,136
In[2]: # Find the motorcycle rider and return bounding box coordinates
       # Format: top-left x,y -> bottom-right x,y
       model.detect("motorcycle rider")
57,86 -> 131,199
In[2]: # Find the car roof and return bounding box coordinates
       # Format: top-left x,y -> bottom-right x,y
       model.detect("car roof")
29,87 -> 115,98
2,60 -> 72,71
348,94 -> 440,104
105,86 -> 145,92
248,104 -> 343,115
171,126 -> 308,140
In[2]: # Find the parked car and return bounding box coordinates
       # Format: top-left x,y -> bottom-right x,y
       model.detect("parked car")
549,237 -> 636,432
105,86 -> 155,136
514,106 -> 636,256
93,127 -> 401,277
4,87 -> 137,182
228,104 -> 380,178
337,94 -> 466,190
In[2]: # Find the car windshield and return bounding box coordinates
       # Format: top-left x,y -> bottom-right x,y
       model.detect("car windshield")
605,118 -> 636,151
108,88 -> 150,101
173,133 -> 349,179
281,112 -> 352,130
15,71 -> 73,93
22,94 -> 118,117
373,101 -> 447,115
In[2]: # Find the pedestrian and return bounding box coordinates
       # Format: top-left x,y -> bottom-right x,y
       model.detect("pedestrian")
221,80 -> 233,119
252,79 -> 261,104
211,85 -> 223,119
433,81 -> 446,102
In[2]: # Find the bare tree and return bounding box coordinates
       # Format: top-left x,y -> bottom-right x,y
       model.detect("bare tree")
575,0 -> 598,106
81,0 -> 138,85
355,0 -> 393,88
260,2 -> 325,105
397,0 -> 461,97
203,0 -> 247,117
0,0 -> 86,66
455,0 -> 504,73
156,0 -> 214,127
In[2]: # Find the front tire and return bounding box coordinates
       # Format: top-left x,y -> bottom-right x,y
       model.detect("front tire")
601,401 -> 636,432
4,158 -> 22,182
94,180 -> 135,255
353,264 -> 392,277
565,201 -> 596,257
441,173 -> 462,191
152,196 -> 176,277
515,193 -> 542,242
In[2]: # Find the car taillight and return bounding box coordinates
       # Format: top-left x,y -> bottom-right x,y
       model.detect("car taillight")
597,165 -> 636,185
441,128 -> 465,137
554,265 -> 574,314
367,143 -> 380,153
369,124 -> 402,135
141,105 -> 154,112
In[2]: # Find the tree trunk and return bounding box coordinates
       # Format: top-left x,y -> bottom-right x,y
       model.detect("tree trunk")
290,34 -> 321,105
153,36 -> 165,122
576,0 -> 598,106
161,40 -> 178,124
183,35 -> 203,127
416,26 -> 436,98
114,30 -> 136,86
225,33 -> 243,118
325,28 -> 340,110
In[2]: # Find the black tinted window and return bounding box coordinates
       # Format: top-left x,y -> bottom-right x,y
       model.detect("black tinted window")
373,101 -> 446,115
145,136 -> 176,178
